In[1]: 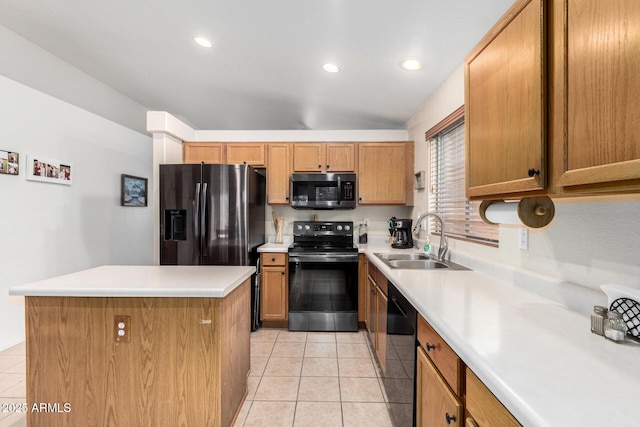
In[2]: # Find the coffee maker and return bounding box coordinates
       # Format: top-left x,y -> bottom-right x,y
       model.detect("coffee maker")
388,217 -> 414,249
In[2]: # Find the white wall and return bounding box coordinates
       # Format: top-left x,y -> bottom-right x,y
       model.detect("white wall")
0,75 -> 153,350
407,64 -> 640,295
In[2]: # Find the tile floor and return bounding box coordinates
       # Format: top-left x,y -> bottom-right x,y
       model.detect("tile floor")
0,330 -> 393,427
237,329 -> 393,427
0,342 -> 27,427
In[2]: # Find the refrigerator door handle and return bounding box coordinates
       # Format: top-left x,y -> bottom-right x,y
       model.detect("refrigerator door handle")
194,182 -> 201,245
201,182 -> 208,256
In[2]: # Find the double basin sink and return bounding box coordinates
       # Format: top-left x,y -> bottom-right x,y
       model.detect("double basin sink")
375,253 -> 470,271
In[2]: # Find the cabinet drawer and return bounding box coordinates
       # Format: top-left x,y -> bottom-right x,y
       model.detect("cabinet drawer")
466,368 -> 521,427
417,315 -> 463,396
261,253 -> 287,266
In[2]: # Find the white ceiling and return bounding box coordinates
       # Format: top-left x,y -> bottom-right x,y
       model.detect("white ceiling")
0,0 -> 514,131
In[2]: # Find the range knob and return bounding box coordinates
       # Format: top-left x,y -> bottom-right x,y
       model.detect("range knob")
304,225 -> 311,231
344,225 -> 351,231
296,225 -> 303,231
337,225 -> 343,231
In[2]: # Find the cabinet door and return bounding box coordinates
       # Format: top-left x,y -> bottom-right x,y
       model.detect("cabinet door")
326,143 -> 356,172
376,288 -> 387,373
293,143 -> 323,172
260,266 -> 287,321
358,142 -> 413,205
183,143 -> 226,164
367,277 -> 377,346
226,143 -> 266,167
465,0 -> 546,198
552,0 -> 640,193
416,346 -> 464,427
267,143 -> 292,204
358,254 -> 368,325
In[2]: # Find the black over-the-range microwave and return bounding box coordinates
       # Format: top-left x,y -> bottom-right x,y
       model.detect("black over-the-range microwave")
290,173 -> 356,209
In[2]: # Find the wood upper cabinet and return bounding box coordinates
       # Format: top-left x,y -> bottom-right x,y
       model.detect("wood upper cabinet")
551,0 -> 640,194
293,143 -> 356,172
416,346 -> 463,427
358,142 -> 414,205
465,0 -> 546,199
266,143 -> 292,204
260,253 -> 288,322
183,142 -> 226,164
225,143 -> 266,167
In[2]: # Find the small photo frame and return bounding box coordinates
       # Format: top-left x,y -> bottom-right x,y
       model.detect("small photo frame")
0,150 -> 19,175
121,174 -> 148,207
26,155 -> 72,185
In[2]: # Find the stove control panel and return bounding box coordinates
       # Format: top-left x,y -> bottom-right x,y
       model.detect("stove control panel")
293,221 -> 354,237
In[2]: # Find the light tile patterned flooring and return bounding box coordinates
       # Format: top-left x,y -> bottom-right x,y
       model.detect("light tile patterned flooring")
0,342 -> 27,427
0,330 -> 393,427
237,329 -> 393,427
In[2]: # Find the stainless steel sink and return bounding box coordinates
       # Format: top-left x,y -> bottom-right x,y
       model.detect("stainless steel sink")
374,253 -> 470,271
375,253 -> 430,261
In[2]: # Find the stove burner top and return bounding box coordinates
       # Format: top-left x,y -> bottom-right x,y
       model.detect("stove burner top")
289,221 -> 356,254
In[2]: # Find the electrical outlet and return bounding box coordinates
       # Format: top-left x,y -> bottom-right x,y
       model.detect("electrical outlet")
518,228 -> 529,250
114,315 -> 131,343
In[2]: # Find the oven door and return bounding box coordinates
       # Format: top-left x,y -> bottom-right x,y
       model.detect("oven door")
288,253 -> 358,331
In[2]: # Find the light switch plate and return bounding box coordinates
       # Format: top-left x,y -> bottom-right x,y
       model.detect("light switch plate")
518,228 -> 529,250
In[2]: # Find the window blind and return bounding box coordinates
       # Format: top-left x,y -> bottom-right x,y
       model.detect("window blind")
428,120 -> 499,246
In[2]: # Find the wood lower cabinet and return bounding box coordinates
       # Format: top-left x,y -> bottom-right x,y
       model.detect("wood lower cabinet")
358,254 -> 368,327
183,142 -> 226,164
225,143 -> 266,167
466,368 -> 521,427
266,143 -> 292,204
366,259 -> 387,373
358,142 -> 414,205
416,345 -> 464,427
260,253 -> 288,324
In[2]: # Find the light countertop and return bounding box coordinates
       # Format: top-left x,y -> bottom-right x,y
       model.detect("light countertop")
8,265 -> 255,298
363,243 -> 639,427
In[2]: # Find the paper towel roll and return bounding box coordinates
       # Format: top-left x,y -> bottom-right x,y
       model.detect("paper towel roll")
483,202 -> 521,225
479,197 -> 555,228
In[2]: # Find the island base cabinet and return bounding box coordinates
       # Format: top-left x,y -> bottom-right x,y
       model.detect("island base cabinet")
24,279 -> 251,427
416,345 -> 463,427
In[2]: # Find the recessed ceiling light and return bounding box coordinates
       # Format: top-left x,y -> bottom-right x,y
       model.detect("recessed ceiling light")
193,36 -> 212,48
400,58 -> 423,71
322,63 -> 341,73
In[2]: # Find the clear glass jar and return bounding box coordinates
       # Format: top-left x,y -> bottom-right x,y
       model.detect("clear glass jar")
591,305 -> 608,336
604,311 -> 627,342
358,223 -> 368,244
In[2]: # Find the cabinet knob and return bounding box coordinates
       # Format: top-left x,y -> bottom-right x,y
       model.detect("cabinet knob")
281,272 -> 285,275
528,168 -> 540,177
445,413 -> 457,424
318,164 -> 322,168
326,164 -> 330,169
285,196 -> 289,201
426,342 -> 435,351
272,258 -> 276,262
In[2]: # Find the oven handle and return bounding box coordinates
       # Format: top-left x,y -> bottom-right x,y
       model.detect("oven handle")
288,253 -> 358,263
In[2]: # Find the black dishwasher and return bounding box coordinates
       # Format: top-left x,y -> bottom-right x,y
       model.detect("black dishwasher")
383,281 -> 417,427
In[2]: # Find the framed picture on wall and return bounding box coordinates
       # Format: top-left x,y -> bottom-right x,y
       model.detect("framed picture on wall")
121,174 -> 148,207
26,155 -> 72,185
0,150 -> 19,175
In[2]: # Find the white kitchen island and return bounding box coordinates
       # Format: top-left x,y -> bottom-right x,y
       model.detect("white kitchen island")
9,265 -> 255,427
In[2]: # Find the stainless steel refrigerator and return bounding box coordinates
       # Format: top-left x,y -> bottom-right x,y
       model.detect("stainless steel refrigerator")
160,163 -> 266,330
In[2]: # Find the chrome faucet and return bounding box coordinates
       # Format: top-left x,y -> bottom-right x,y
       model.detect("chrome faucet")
412,212 -> 448,262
